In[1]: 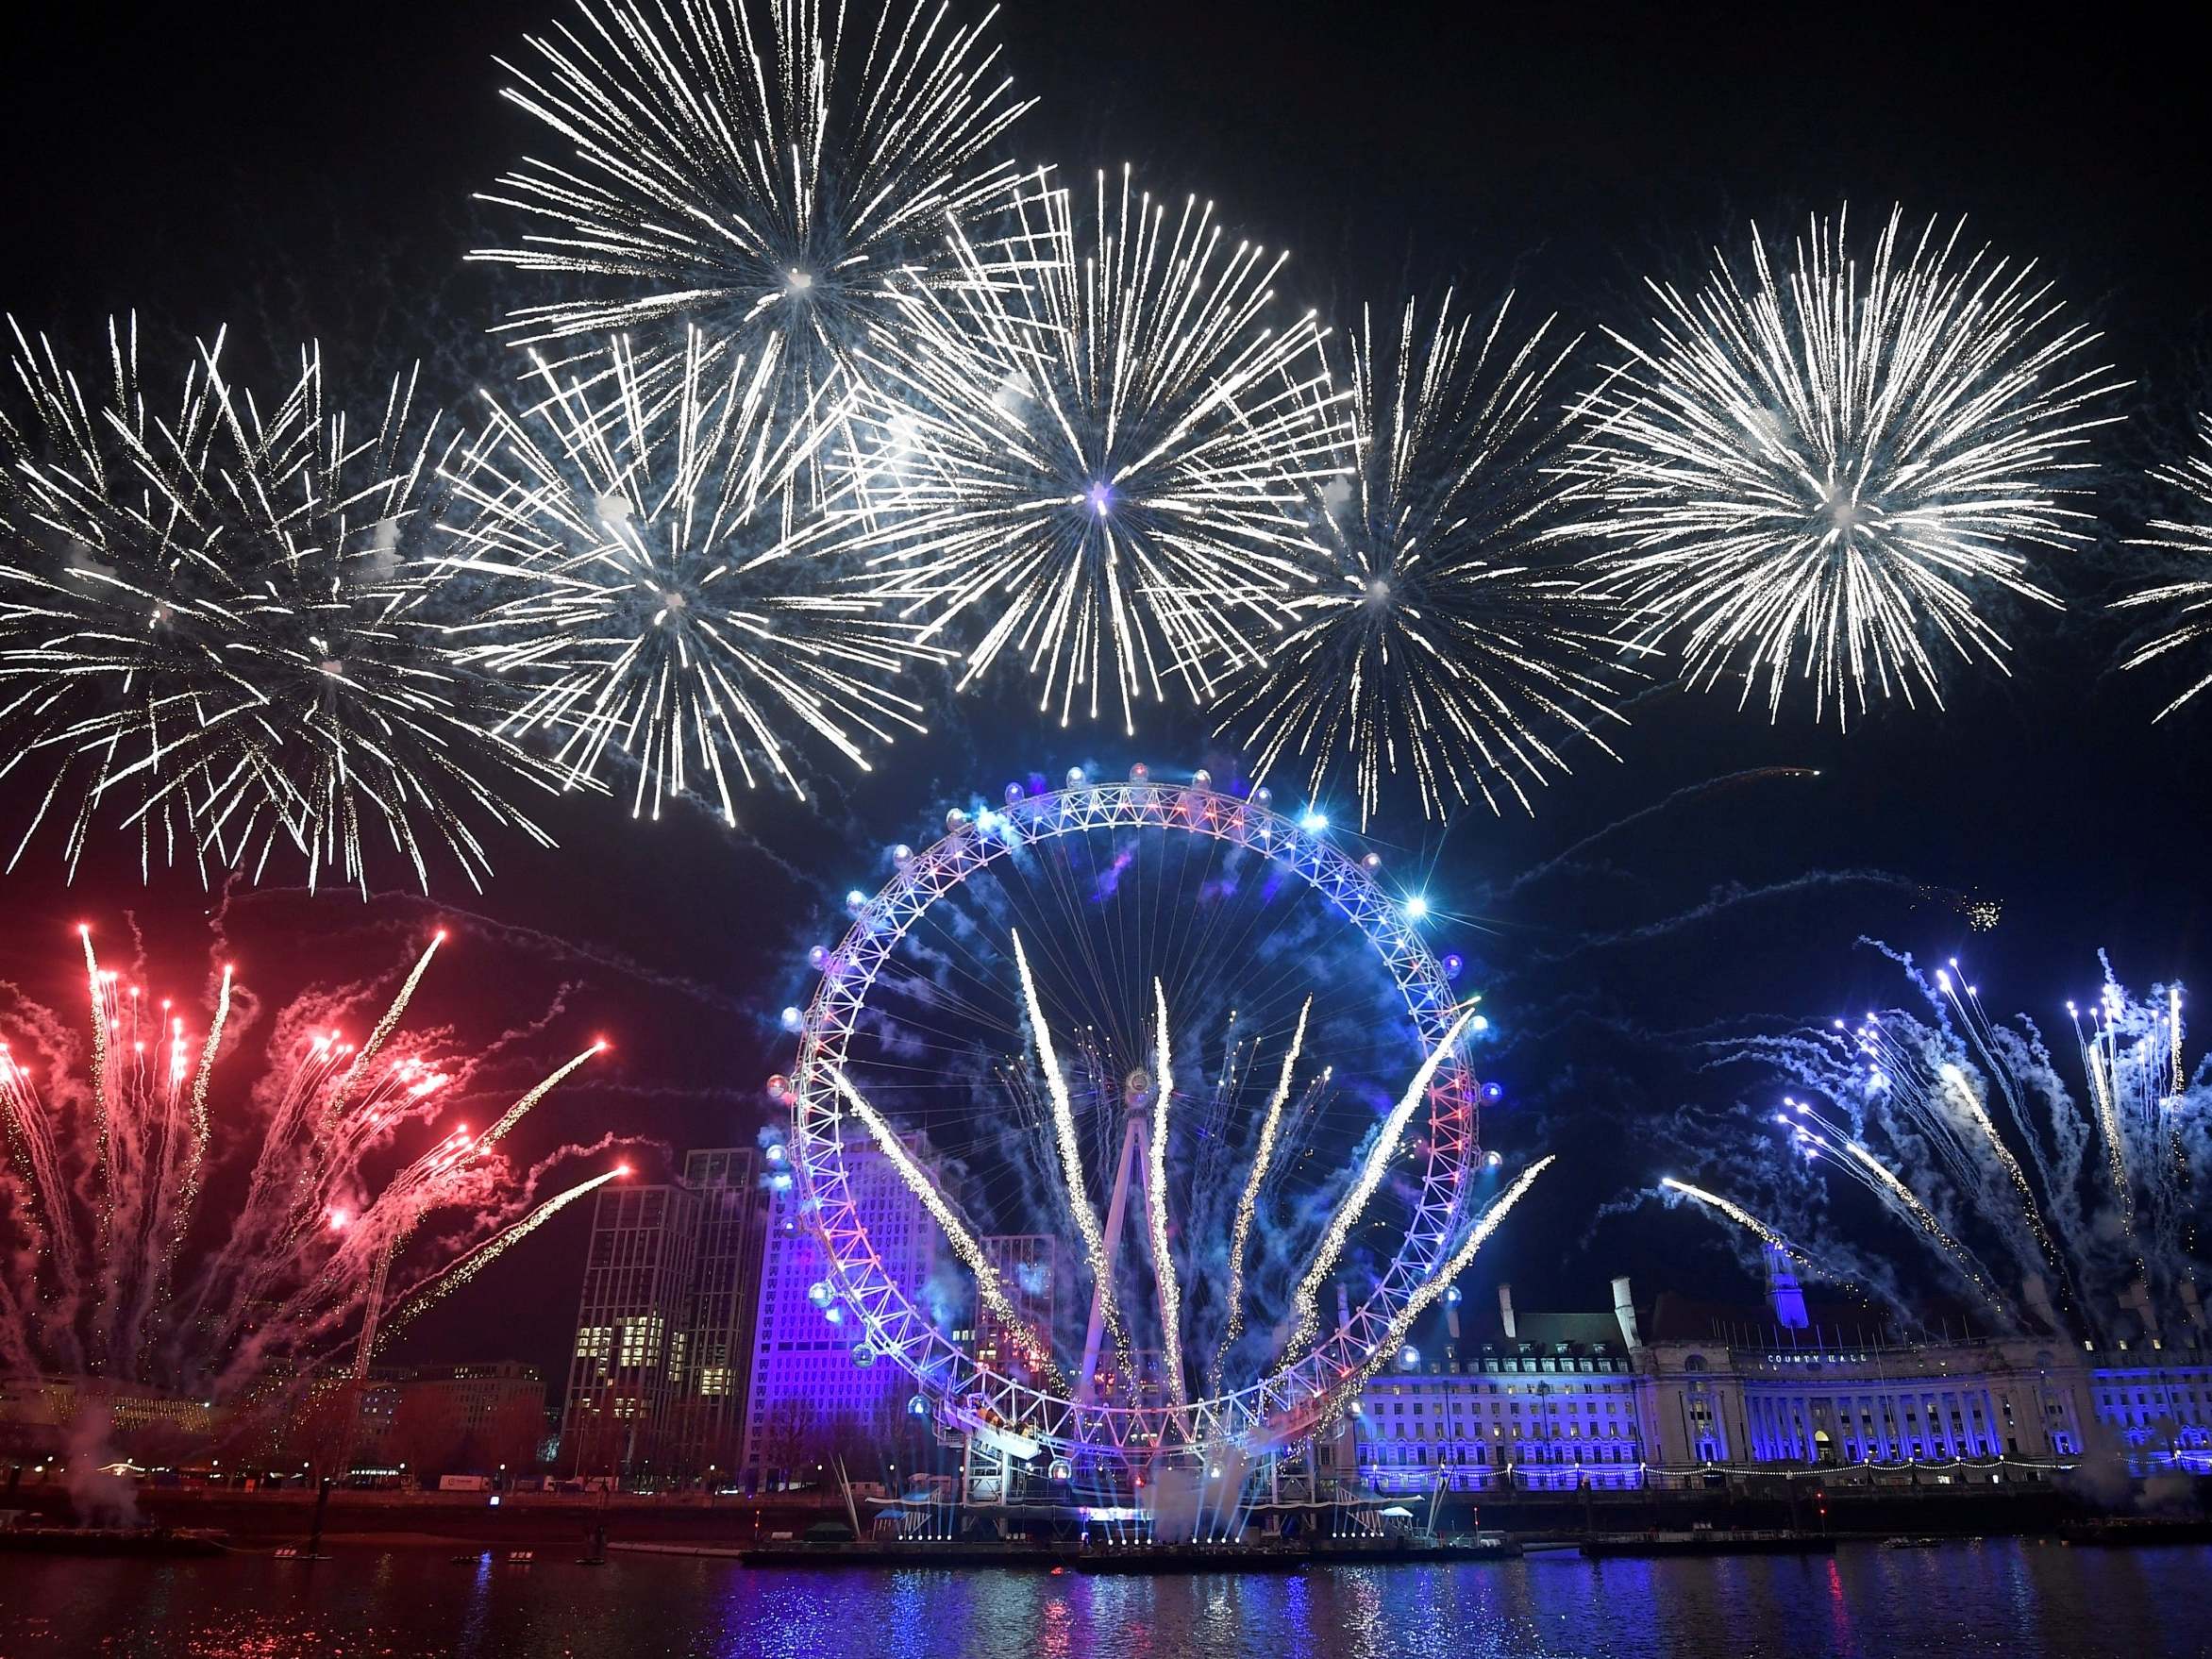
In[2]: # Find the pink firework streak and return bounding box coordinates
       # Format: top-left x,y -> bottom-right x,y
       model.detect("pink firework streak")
0,926 -> 612,1406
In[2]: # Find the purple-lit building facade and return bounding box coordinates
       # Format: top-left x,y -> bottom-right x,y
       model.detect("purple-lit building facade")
1348,1260 -> 2212,1495
741,1140 -> 940,1486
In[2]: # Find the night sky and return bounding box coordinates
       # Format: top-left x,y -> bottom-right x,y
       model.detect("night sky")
4,2 -> 2210,1390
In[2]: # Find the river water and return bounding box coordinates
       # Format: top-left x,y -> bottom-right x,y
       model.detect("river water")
1,1540 -> 2204,1657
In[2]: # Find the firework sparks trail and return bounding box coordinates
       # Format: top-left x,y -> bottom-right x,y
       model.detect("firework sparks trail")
478,1042 -> 607,1151
1286,1003 -> 1481,1354
1936,1060 -> 2053,1254
825,1065 -> 1069,1393
1777,1093 -> 2010,1315
1917,964 -> 2064,1263
1923,957 -> 2190,1279
319,933 -> 444,1138
1660,1177 -> 1803,1257
2070,989 -> 2149,1241
0,926 -> 601,1405
377,1166 -> 623,1349
0,1037 -> 79,1314
1563,207 -> 2123,726
1215,293 -> 1637,827
1827,965 -> 2069,1282
435,331 -> 944,824
83,929 -> 114,1268
1336,1156 -> 1554,1404
836,922 -> 1519,1437
1147,978 -> 1186,1409
2116,414 -> 2212,719
1210,996 -> 1308,1394
1008,928 -> 1131,1382
172,964 -> 232,1248
0,318 -> 560,893
840,167 -> 1355,732
472,0 -> 1032,444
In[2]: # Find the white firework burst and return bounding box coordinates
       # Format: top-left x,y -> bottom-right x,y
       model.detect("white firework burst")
1563,207 -> 2123,725
435,329 -> 943,823
471,0 -> 1032,438
1215,293 -> 1635,826
841,165 -> 1354,733
0,316 -> 557,893
2115,414 -> 2212,720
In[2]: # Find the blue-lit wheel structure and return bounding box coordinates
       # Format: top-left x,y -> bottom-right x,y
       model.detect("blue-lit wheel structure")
787,777 -> 1479,1471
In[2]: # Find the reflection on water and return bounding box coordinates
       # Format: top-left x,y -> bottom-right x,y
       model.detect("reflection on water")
0,1540 -> 2207,1658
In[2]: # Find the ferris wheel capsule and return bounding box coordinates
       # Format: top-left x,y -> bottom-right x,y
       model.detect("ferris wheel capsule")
945,808 -> 970,833
1065,766 -> 1086,787
1252,785 -> 1272,808
1129,762 -> 1149,782
1191,768 -> 1212,790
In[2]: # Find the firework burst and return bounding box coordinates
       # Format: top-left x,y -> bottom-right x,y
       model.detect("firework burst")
472,0 -> 1031,443
0,319 -> 558,893
1564,207 -> 2123,725
1216,293 -> 1634,825
1685,949 -> 2207,1338
842,167 -> 1354,732
435,330 -> 943,823
2116,413 -> 2212,719
0,927 -> 603,1403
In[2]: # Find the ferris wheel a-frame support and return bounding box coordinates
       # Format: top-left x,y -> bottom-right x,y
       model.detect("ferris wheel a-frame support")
1076,1103 -> 1162,1407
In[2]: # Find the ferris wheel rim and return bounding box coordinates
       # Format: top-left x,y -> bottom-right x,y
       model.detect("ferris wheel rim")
788,778 -> 1479,1459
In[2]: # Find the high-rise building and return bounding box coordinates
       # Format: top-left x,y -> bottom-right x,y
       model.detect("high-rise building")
673,1148 -> 769,1482
558,1150 -> 772,1483
742,1141 -> 939,1486
561,1181 -> 702,1478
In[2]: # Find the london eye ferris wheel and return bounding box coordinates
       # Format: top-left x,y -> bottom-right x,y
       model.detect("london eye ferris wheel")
778,766 -> 1490,1477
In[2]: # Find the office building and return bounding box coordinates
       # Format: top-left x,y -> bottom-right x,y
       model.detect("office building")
742,1140 -> 939,1486
559,1149 -> 772,1482
673,1147 -> 769,1480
